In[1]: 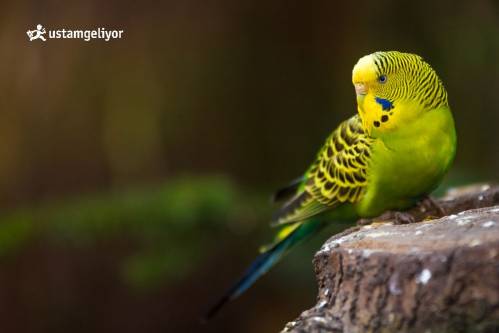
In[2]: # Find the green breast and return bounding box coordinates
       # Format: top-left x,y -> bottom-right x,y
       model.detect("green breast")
354,106 -> 456,217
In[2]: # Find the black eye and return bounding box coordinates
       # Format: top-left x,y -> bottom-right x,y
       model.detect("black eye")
378,75 -> 387,84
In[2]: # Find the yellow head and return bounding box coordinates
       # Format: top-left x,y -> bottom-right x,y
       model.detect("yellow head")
352,51 -> 448,136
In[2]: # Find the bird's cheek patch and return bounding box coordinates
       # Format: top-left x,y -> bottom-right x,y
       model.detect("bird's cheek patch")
375,97 -> 394,111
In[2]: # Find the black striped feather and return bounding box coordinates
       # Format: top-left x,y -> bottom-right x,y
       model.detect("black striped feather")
271,116 -> 372,226
372,51 -> 448,110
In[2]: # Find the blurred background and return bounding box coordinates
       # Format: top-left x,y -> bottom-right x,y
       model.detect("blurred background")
0,0 -> 498,332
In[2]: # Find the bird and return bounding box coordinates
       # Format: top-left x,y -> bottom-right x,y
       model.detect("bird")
205,51 -> 457,319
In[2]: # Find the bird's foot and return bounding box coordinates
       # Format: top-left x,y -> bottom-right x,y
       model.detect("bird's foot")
357,210 -> 416,226
377,210 -> 416,224
418,195 -> 446,217
357,218 -> 372,226
393,211 -> 416,224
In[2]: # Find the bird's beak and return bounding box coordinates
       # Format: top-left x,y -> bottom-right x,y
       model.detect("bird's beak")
354,83 -> 367,96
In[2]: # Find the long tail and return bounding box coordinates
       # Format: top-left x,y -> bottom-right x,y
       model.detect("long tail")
204,219 -> 323,320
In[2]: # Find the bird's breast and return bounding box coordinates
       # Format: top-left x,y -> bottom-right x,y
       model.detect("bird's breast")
354,106 -> 456,217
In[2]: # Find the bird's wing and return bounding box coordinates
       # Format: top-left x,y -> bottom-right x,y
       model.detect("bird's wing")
206,116 -> 373,319
271,115 -> 373,226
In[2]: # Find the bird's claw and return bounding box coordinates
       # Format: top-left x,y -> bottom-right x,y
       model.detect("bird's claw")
357,218 -> 372,226
357,210 -> 416,226
393,211 -> 416,224
419,196 -> 446,217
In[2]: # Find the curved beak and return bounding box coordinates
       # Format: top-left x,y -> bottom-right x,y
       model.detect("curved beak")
354,83 -> 367,96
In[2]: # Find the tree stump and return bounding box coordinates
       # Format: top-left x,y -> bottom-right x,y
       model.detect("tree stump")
282,184 -> 499,333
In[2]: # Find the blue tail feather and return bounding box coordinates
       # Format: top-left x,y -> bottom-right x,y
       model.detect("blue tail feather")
204,220 -> 322,320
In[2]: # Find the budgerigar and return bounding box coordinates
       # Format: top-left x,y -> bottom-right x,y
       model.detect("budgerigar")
206,51 -> 456,318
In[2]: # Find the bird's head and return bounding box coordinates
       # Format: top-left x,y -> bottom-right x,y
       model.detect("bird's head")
352,51 -> 448,136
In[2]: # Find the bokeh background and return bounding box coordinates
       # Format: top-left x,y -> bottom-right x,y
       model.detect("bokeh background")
1,0 -> 498,332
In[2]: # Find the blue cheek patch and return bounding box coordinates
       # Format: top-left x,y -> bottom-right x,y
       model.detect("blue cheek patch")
375,97 -> 394,111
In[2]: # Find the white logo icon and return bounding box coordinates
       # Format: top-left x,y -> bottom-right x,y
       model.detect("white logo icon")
26,24 -> 47,41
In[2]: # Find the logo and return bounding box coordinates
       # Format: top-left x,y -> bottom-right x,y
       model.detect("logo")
27,24 -> 47,41
26,24 -> 124,42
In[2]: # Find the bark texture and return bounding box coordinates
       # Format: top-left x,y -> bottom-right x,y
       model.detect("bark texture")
282,184 -> 499,333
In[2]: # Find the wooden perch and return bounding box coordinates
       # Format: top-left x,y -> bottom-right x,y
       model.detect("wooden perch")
282,184 -> 499,333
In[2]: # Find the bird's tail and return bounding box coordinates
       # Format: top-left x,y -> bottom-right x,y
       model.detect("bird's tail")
204,219 -> 323,320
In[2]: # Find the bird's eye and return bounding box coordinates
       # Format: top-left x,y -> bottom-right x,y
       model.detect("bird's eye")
378,75 -> 387,84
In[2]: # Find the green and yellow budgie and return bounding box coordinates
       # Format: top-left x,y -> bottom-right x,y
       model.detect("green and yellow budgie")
206,51 -> 456,318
